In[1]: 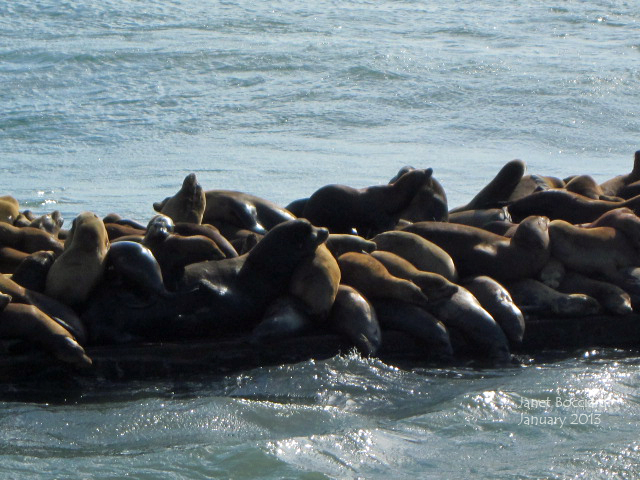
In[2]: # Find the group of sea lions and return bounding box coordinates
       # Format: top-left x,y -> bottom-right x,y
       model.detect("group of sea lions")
2,151 -> 640,369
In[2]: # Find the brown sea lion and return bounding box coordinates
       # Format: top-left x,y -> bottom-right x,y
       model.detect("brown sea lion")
336,252 -> 430,308
329,285 -> 382,357
153,173 -> 206,224
507,278 -> 601,317
448,207 -> 511,228
558,272 -> 633,316
0,303 -> 91,367
508,189 -> 640,224
45,212 -> 109,307
564,175 -> 621,201
325,234 -> 377,259
599,150 -> 640,197
462,276 -> 525,345
289,243 -> 341,319
0,247 -> 30,274
301,168 -> 433,236
584,207 -> 640,251
0,196 -> 20,225
371,230 -> 457,281
173,222 -> 238,258
450,159 -> 525,213
508,174 -> 565,202
548,220 -> 639,279
370,250 -> 458,301
28,211 -> 64,236
203,190 -> 295,234
0,222 -> 63,255
402,216 -> 550,283
389,166 -> 449,222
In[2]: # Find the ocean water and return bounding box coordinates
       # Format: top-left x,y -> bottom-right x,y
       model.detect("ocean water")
1,0 -> 640,478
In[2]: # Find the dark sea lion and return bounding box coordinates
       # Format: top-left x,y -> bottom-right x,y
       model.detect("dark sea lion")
448,207 -> 511,228
153,173 -> 206,224
0,195 -> 20,224
508,189 -> 640,224
481,220 -> 518,236
0,274 -> 87,344
599,150 -> 640,197
203,190 -> 295,234
427,285 -> 512,364
558,272 -> 633,316
0,292 -> 10,312
285,198 -> 308,217
289,243 -> 341,319
402,216 -> 550,283
104,222 -> 146,242
11,250 -> 56,292
105,241 -> 169,296
564,175 -> 620,201
389,166 -> 449,222
508,174 -> 565,202
301,168 -> 433,236
507,278 -> 601,317
462,276 -> 525,345
29,210 -> 64,236
548,220 -> 639,279
617,180 -> 640,200
337,252 -> 430,308
450,159 -> 525,213
371,230 -> 457,281
325,234 -> 376,259
371,299 -> 453,360
0,223 -> 63,255
45,212 -> 109,307
102,213 -> 147,230
0,303 -> 91,367
328,285 -> 382,357
537,257 -> 566,289
251,295 -> 316,343
179,219 -> 329,333
370,250 -> 458,302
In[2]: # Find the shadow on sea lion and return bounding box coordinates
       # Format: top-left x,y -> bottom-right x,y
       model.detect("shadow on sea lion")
301,168 -> 433,237
558,272 -> 632,316
507,278 -> 601,317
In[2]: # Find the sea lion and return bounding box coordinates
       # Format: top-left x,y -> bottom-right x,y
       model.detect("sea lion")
507,189 -> 640,224
371,230 -> 457,281
11,250 -> 56,292
153,173 -> 206,224
203,190 -> 296,234
389,166 -> 449,222
584,208 -> 640,251
328,285 -> 382,356
28,211 -> 64,236
143,215 -> 227,289
301,168 -> 433,237
0,303 -> 91,367
325,233 -> 376,259
558,272 -> 633,316
0,292 -> 10,312
618,180 -> 640,200
537,257 -> 566,289
507,278 -> 601,317
336,252 -> 430,308
548,220 -> 639,279
448,207 -> 511,228
0,274 -> 87,344
289,243 -> 341,319
45,212 -> 109,307
402,216 -> 551,283
564,175 -> 620,201
371,299 -> 453,360
179,219 -> 330,333
508,174 -> 565,202
285,198 -> 308,217
450,159 -> 525,213
370,250 -> 458,301
0,222 -> 64,255
0,247 -> 30,274
173,222 -> 238,258
104,222 -> 145,242
102,213 -> 147,230
599,150 -> 640,197
250,295 -> 316,343
0,196 -> 19,224
105,241 -> 170,297
462,276 -> 525,345
427,285 -> 512,364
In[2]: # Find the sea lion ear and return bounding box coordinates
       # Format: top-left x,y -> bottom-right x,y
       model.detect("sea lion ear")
425,167 -> 433,178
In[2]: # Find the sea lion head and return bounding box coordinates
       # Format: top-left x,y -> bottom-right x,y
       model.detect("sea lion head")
512,215 -> 550,251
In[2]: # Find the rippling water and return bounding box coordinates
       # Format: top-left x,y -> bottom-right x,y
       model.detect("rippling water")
2,0 -> 640,478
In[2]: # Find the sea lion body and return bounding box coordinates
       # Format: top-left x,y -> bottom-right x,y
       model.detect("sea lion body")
599,151 -> 640,197
11,250 -> 56,292
251,295 -> 316,343
371,230 -> 457,281
507,278 -> 601,317
329,285 -> 382,356
302,168 -> 433,236
0,196 -> 20,225
402,216 -> 550,283
45,212 -> 109,307
0,223 -> 63,255
389,166 -> 449,222
448,207 -> 511,228
325,234 -> 376,259
558,272 -> 633,316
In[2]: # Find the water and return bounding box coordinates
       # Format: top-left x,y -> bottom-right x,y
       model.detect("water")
1,0 -> 639,477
